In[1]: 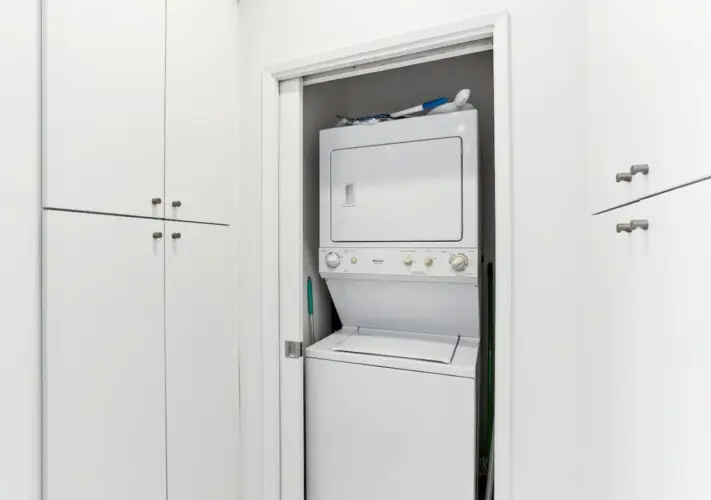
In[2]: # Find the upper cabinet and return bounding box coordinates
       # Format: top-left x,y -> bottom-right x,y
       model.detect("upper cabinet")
588,0 -> 711,213
44,0 -> 166,218
44,0 -> 237,224
165,0 -> 239,224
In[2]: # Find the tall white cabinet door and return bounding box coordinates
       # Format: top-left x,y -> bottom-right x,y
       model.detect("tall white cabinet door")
44,0 -> 165,217
165,222 -> 239,500
584,201 -> 642,500
43,211 -> 166,500
588,1 -> 711,213
165,0 -> 239,224
585,180 -> 711,500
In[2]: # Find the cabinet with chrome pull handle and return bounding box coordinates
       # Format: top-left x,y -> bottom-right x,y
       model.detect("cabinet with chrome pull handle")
163,220 -> 237,499
43,212 -> 237,500
44,0 -> 234,224
587,178 -> 711,499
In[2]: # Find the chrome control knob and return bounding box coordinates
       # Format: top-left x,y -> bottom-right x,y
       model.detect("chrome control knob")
450,253 -> 469,272
325,252 -> 340,269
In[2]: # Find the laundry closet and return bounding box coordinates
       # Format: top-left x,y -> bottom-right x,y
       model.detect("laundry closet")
296,50 -> 496,500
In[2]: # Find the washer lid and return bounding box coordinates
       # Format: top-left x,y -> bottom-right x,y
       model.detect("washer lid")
331,328 -> 459,364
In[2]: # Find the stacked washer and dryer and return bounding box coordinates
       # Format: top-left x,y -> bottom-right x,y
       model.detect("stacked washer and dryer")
305,110 -> 481,500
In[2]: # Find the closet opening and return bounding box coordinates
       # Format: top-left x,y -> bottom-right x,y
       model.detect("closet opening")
300,49 -> 496,499
262,14 -> 512,500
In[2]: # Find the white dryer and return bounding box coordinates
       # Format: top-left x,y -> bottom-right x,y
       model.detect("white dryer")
308,110 -> 480,500
318,109 -> 480,334
320,109 -> 479,249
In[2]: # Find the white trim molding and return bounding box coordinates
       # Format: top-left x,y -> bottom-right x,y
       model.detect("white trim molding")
260,70 -> 281,500
260,10 -> 513,500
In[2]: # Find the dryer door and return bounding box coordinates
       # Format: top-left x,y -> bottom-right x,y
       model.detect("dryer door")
330,137 -> 462,242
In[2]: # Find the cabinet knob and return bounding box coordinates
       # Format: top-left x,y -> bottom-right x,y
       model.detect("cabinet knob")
616,219 -> 649,233
171,232 -> 182,239
172,200 -> 182,208
152,197 -> 162,205
616,223 -> 632,233
615,172 -> 633,183
616,164 -> 649,183
152,232 -> 164,239
630,164 -> 650,176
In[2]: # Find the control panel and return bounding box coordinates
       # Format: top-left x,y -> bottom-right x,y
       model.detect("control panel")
319,248 -> 479,279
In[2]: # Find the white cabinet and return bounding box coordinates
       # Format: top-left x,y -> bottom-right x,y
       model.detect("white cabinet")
44,0 -> 238,223
165,221 -> 239,500
165,0 -> 239,224
44,0 -> 166,218
586,180 -> 711,499
43,211 -> 166,500
588,1 -> 711,213
43,212 -> 239,500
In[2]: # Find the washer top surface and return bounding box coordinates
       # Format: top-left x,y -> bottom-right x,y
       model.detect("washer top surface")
305,328 -> 478,379
332,328 -> 458,364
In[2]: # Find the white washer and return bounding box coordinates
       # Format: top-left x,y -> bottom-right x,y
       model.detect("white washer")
306,328 -> 478,500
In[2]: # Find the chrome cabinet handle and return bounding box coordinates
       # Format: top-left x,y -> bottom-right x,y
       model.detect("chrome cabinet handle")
616,164 -> 650,183
616,219 -> 649,233
152,232 -> 164,239
630,164 -> 650,176
152,197 -> 162,205
172,200 -> 182,208
171,232 -> 182,239
616,172 -> 633,183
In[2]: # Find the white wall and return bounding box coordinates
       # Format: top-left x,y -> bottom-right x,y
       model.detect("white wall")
238,3 -> 586,500
0,1 -> 41,500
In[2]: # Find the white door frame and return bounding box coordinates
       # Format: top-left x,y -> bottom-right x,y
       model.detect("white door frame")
261,11 -> 513,500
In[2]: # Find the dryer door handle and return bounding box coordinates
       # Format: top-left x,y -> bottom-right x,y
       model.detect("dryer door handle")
343,182 -> 355,207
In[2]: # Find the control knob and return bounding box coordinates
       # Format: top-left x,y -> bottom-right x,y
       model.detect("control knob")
450,253 -> 469,272
325,252 -> 340,269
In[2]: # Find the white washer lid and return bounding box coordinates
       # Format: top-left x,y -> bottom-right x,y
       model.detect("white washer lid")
306,329 -> 478,379
331,328 -> 459,364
